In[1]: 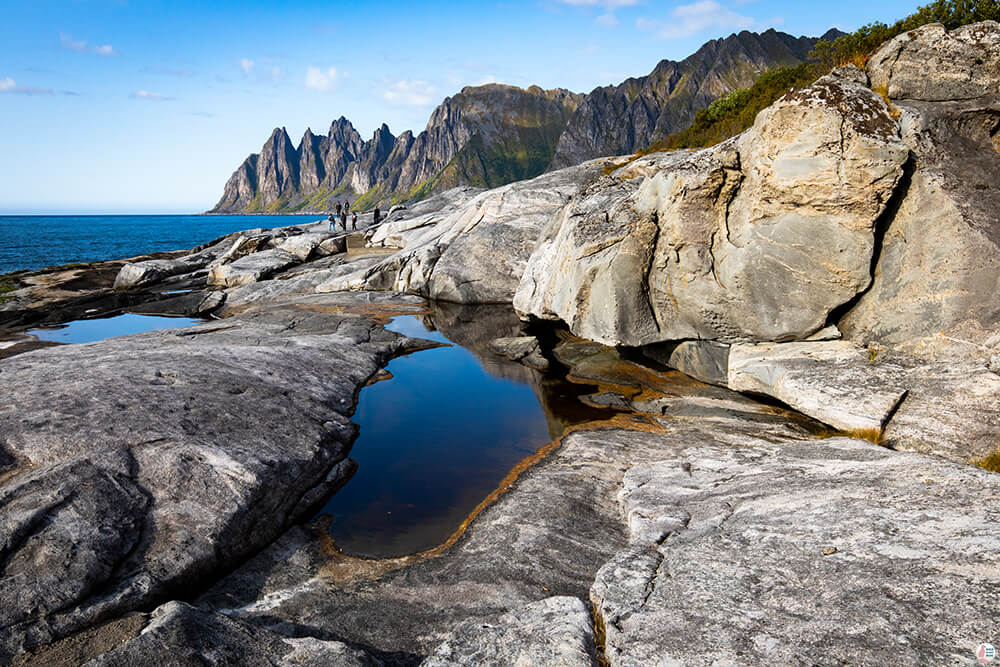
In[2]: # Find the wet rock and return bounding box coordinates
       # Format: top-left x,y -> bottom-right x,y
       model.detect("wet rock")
515,67 -> 908,346
422,596 -> 595,666
592,435 -> 1000,665
488,335 -> 549,371
840,21 -> 1000,357
727,340 -> 908,432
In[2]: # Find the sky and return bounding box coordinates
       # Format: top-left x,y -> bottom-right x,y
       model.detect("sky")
0,0 -> 922,214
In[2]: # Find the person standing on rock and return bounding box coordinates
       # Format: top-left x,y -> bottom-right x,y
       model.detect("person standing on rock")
373,206 -> 381,226
335,201 -> 342,217
327,213 -> 336,232
340,208 -> 348,231
351,211 -> 358,230
344,199 -> 350,214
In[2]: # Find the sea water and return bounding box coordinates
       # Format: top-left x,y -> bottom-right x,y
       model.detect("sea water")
0,214 -> 319,274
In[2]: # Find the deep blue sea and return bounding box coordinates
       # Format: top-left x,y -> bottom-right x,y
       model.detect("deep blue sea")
0,214 -> 322,274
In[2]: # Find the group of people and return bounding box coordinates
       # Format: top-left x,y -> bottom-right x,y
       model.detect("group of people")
326,200 -> 383,232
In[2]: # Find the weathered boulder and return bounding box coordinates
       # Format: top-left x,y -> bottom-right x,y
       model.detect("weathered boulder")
592,435 -> 1000,665
316,162 -> 602,303
840,21 -> 1000,357
727,340 -> 909,432
0,293 -> 426,660
422,596 -> 595,666
207,248 -> 301,287
515,66 -> 908,346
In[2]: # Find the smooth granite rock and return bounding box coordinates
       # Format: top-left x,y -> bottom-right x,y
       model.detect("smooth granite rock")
592,435 -> 1000,665
0,293 -> 426,660
207,248 -> 301,287
316,162 -> 602,303
421,596 -> 595,666
516,67 -> 908,346
840,22 -> 1000,357
487,336 -> 549,371
727,340 -> 909,432
85,601 -> 375,667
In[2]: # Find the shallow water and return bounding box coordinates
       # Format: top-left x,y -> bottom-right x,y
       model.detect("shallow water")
28,312 -> 202,344
318,307 -> 611,558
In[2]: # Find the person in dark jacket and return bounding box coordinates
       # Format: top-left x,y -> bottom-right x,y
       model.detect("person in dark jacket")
340,208 -> 348,230
335,201 -> 342,216
327,213 -> 336,231
351,211 -> 358,230
373,206 -> 381,225
345,199 -> 350,213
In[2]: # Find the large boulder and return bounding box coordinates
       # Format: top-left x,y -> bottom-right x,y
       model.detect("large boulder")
515,66 -> 908,346
840,22 -> 1000,357
316,162 -> 603,303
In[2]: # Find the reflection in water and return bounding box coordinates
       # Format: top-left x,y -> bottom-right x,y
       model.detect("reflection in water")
28,312 -> 203,344
317,303 -> 612,559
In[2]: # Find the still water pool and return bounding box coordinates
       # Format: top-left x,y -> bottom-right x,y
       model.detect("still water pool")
28,313 -> 203,344
318,310 -> 609,558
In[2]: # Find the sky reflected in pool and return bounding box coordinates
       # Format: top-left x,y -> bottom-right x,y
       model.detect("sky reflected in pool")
317,311 -> 606,558
28,313 -> 203,344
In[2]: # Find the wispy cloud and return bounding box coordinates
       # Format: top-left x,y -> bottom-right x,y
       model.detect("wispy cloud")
596,12 -> 619,27
305,65 -> 338,92
556,0 -> 639,7
240,58 -> 254,75
637,0 -> 753,38
130,90 -> 175,101
383,79 -> 436,106
60,32 -> 117,56
0,77 -> 54,95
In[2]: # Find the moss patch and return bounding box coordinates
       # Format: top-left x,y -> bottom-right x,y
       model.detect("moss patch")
975,447 -> 1000,473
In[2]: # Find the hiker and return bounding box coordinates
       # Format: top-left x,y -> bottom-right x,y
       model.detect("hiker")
327,213 -> 335,232
344,199 -> 350,214
373,206 -> 381,225
335,201 -> 342,216
340,208 -> 348,230
351,211 -> 358,230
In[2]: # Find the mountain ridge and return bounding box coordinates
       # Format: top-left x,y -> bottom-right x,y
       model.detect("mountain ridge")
210,28 -> 837,214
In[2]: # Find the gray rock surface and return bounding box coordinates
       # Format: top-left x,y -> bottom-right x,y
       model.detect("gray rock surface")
516,67 -> 908,346
727,340 -> 909,432
488,336 -> 549,371
316,161 -> 602,303
592,435 -> 1000,665
0,292 -> 426,660
421,596 -> 595,666
207,248 -> 301,287
840,22 -> 1000,358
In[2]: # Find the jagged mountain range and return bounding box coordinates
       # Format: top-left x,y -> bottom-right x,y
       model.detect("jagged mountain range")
211,28 -> 841,214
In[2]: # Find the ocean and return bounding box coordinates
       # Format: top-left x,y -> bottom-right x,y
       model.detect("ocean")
0,214 -> 322,274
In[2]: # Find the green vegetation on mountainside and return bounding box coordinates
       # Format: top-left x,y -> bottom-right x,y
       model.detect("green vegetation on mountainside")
627,0 -> 1000,160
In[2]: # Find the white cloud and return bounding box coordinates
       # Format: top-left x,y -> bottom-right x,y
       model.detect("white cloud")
271,65 -> 282,81
60,33 -> 116,56
0,76 -> 54,95
557,0 -> 638,7
383,79 -> 435,106
636,0 -> 753,39
596,12 -> 619,27
240,58 -> 254,75
305,65 -> 338,92
131,90 -> 174,100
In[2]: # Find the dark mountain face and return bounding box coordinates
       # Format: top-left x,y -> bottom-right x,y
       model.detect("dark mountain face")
210,29 -> 830,213
548,29 -> 825,169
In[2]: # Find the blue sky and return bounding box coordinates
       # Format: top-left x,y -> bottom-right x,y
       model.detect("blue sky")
1,0 -> 921,214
